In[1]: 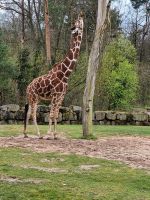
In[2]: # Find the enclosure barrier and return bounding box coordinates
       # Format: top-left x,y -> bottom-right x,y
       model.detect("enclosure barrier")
0,104 -> 150,126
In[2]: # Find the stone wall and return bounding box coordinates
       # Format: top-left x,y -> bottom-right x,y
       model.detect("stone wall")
0,104 -> 150,126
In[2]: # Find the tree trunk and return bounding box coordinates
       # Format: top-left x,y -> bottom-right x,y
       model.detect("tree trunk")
27,0 -> 36,46
33,0 -> 44,47
45,0 -> 51,66
21,0 -> 25,47
82,0 -> 110,137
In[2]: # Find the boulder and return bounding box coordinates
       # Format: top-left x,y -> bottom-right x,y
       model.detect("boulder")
0,104 -> 20,112
60,107 -> 70,113
147,108 -> 150,115
43,112 -> 62,123
62,111 -> 70,121
70,112 -> 77,121
99,121 -> 105,125
37,105 -> 50,113
70,105 -> 82,113
44,113 -> 49,123
37,112 -> 45,123
4,111 -> 15,120
132,108 -> 147,113
58,113 -> 63,122
70,105 -> 82,121
133,113 -> 148,122
126,113 -> 133,122
95,111 -> 105,121
117,112 -> 127,121
0,120 -> 6,125
15,110 -> 24,120
76,111 -> 82,121
106,111 -> 116,120
0,111 -> 2,121
148,114 -> 150,122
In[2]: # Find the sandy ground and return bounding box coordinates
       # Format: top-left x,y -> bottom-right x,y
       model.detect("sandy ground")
0,135 -> 150,170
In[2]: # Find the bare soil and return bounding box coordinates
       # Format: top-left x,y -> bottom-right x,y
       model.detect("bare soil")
0,135 -> 150,170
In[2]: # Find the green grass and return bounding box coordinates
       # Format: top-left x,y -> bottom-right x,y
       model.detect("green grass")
0,124 -> 149,138
0,147 -> 150,200
0,125 -> 150,199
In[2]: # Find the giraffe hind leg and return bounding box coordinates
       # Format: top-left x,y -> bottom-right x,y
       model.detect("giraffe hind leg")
31,103 -> 42,139
47,105 -> 57,140
53,104 -> 63,139
23,104 -> 31,138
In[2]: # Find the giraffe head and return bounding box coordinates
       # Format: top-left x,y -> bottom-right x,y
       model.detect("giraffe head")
71,13 -> 84,36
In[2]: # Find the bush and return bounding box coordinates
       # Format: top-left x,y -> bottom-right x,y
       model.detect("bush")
95,36 -> 139,110
0,34 -> 16,105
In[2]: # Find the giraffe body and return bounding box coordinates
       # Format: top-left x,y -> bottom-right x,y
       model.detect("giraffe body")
24,15 -> 84,138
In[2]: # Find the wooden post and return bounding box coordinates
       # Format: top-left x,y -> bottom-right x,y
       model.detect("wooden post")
82,0 -> 110,137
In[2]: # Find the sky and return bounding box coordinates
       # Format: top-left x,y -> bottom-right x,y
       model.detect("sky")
112,0 -> 132,11
0,0 -> 134,31
112,0 -> 136,33
0,0 -> 132,14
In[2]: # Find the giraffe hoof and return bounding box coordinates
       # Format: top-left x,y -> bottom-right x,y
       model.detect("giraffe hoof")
39,136 -> 43,139
24,135 -> 28,138
46,137 -> 51,140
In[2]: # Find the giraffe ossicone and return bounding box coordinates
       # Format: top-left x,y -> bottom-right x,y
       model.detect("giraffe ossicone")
23,14 -> 84,139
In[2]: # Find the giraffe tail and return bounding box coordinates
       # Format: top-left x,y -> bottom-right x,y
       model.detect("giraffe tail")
24,103 -> 29,134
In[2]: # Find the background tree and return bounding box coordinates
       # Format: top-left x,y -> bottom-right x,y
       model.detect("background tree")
45,0 -> 51,66
0,32 -> 16,105
129,0 -> 150,106
0,0 -> 149,111
17,48 -> 31,106
95,36 -> 138,110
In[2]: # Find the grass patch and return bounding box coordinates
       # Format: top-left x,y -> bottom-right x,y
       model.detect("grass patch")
0,124 -> 149,138
0,148 -> 150,200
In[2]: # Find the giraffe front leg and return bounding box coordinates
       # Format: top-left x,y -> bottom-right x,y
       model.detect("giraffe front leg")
53,118 -> 58,140
46,115 -> 58,140
47,95 -> 64,140
53,102 -> 63,140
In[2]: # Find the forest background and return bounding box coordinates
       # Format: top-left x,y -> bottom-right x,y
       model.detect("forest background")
0,0 -> 149,111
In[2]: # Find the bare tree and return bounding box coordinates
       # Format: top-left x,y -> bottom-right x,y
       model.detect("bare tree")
44,0 -> 51,65
82,0 -> 111,137
21,0 -> 25,47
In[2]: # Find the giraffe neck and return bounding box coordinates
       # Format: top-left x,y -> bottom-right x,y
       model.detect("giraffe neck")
62,32 -> 83,78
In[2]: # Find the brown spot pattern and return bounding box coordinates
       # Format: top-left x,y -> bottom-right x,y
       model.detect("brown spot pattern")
63,58 -> 70,66
40,80 -> 45,87
45,79 -> 50,86
68,50 -> 73,60
61,64 -> 67,73
51,78 -> 60,86
55,82 -> 63,92
57,71 -> 64,80
65,70 -> 71,77
69,61 -> 76,70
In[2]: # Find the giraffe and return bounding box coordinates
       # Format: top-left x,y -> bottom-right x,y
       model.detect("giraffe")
23,13 -> 84,139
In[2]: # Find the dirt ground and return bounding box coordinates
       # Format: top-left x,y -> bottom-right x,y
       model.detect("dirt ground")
0,134 -> 150,170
